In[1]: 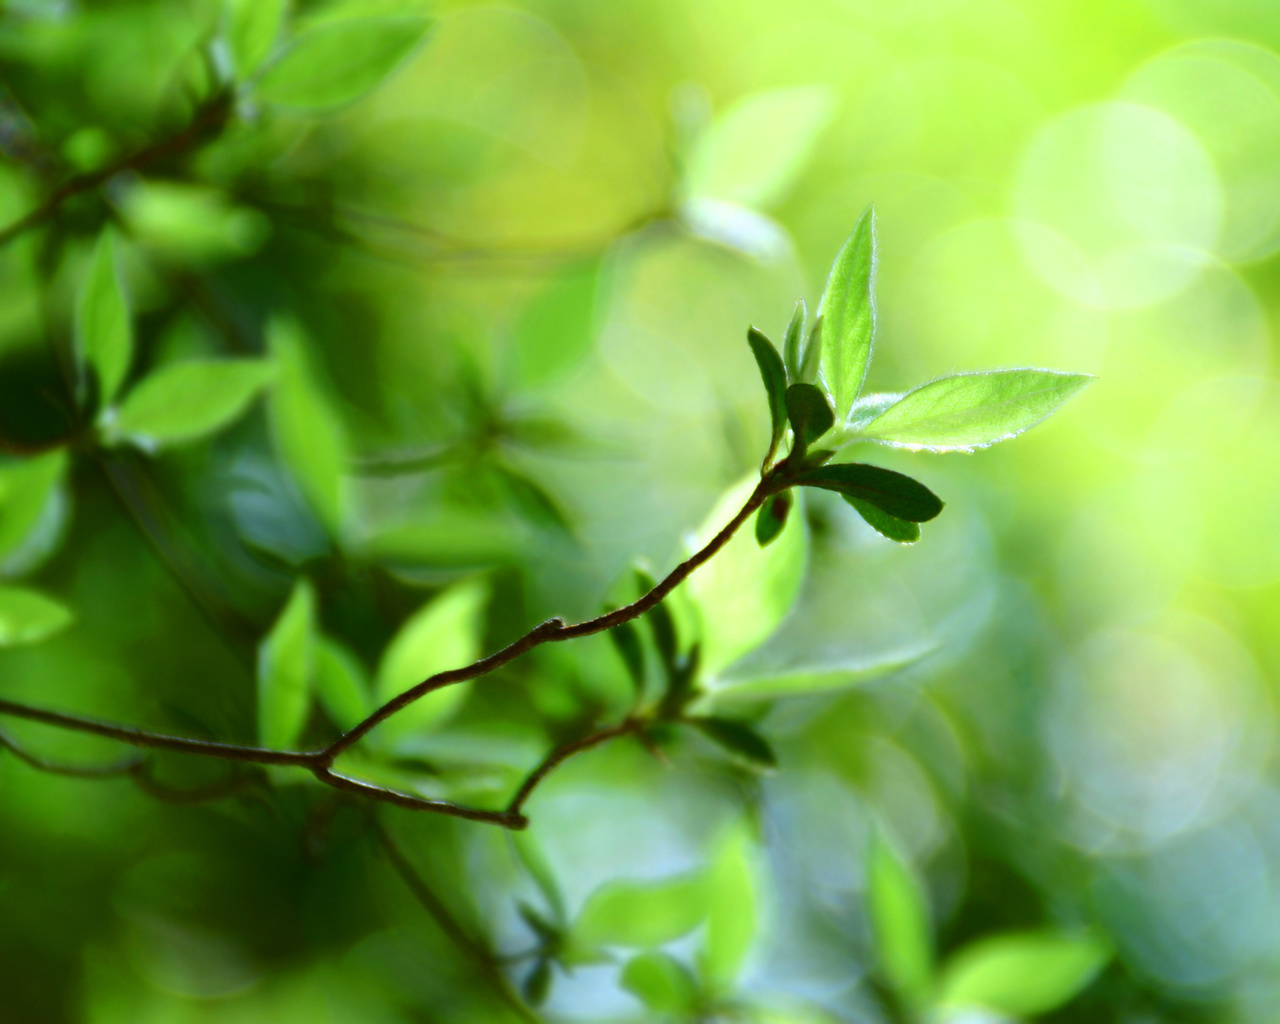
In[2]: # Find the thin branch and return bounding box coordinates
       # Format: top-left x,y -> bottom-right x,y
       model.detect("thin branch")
506,719 -> 643,816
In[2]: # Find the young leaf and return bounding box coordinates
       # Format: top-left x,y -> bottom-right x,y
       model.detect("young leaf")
702,647 -> 930,706
691,716 -> 777,769
256,15 -> 432,110
867,829 -> 934,1012
845,497 -> 919,543
75,230 -> 133,406
817,208 -> 876,423
621,951 -> 700,1015
746,328 -> 788,462
572,873 -> 708,952
107,359 -> 275,451
223,0 -> 286,78
794,463 -> 942,523
782,300 -> 807,383
937,931 -> 1110,1017
687,477 -> 807,676
0,451 -> 67,568
314,636 -> 372,732
700,822 -> 759,992
755,492 -> 791,548
257,578 -> 316,749
607,617 -> 645,696
857,369 -> 1094,452
844,391 -> 903,434
268,319 -> 349,537
373,578 -> 488,747
0,586 -> 73,646
799,315 -> 823,386
785,383 -> 834,454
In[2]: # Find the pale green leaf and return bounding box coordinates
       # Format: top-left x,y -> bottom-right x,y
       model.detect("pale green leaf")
0,586 -> 73,646
938,931 -> 1109,1017
224,0 -> 287,78
685,86 -> 834,208
858,370 -> 1094,452
621,951 -> 700,1014
75,230 -> 133,405
373,578 -> 488,746
817,208 -> 876,423
512,260 -> 601,389
314,636 -> 372,732
0,451 -> 67,570
868,829 -> 933,1010
257,578 -> 316,749
268,319 -> 350,536
700,821 -> 759,991
108,359 -> 275,451
687,477 -> 807,677
256,15 -> 432,109
703,647 -> 930,706
572,873 -> 708,954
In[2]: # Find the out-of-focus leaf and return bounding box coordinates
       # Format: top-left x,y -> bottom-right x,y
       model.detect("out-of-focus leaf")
747,328 -> 788,461
256,578 -> 315,749
817,208 -> 876,423
937,932 -> 1110,1017
0,451 -> 66,569
518,901 -> 560,943
794,464 -> 942,523
512,260 -> 601,389
492,463 -> 573,535
782,300 -> 807,384
608,617 -> 645,696
268,319 -> 349,537
0,586 -> 72,645
688,477 -> 807,676
700,821 -> 758,991
846,497 -> 920,543
314,635 -> 371,732
621,951 -> 700,1014
702,648 -> 931,706
256,15 -> 432,110
514,831 -> 567,925
571,873 -> 708,954
224,0 -> 286,77
75,230 -> 133,406
691,716 -> 776,769
868,829 -> 933,1011
122,183 -> 270,263
522,959 -> 552,1006
106,359 -> 275,451
786,383 -> 834,454
373,578 -> 488,746
857,370 -> 1095,452
755,492 -> 791,548
685,86 -> 834,208
634,566 -> 678,674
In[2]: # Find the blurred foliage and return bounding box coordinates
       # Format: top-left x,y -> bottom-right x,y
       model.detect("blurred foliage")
2,1 -> 1280,1023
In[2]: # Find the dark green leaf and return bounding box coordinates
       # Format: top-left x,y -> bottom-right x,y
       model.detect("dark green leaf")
794,463 -> 942,523
747,327 -> 788,461
659,643 -> 701,719
493,463 -> 573,535
0,586 -> 73,646
621,951 -> 700,1014
634,567 -> 678,673
782,300 -> 806,383
785,383 -> 834,454
518,902 -> 560,943
522,959 -> 552,1006
845,497 -> 920,543
817,207 -> 876,422
754,492 -> 791,548
608,617 -> 645,695
691,717 -> 777,768
75,230 -> 133,406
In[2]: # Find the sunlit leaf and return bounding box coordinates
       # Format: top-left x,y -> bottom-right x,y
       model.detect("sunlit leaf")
621,951 -> 700,1014
373,578 -> 488,746
857,369 -> 1095,452
794,463 -> 942,523
843,392 -> 902,434
256,14 -> 432,109
75,230 -> 133,406
685,86 -> 834,208
223,0 -> 286,78
700,821 -> 759,991
314,635 -> 371,732
0,586 -> 72,646
268,319 -> 349,537
868,829 -> 933,1011
688,478 -> 807,676
107,359 -> 275,451
0,451 -> 67,571
755,492 -> 791,548
257,578 -> 315,749
938,931 -> 1110,1017
817,208 -> 876,423
786,383 -> 834,454
846,497 -> 920,543
782,300 -> 807,383
691,716 -> 776,768
122,182 -> 270,263
571,873 -> 708,954
703,648 -> 931,706
747,328 -> 788,461
512,260 -> 602,389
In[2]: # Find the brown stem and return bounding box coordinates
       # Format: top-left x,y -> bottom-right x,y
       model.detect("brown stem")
506,719 -> 643,816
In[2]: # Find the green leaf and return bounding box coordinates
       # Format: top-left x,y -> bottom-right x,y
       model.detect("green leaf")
747,328 -> 788,462
794,463 -> 942,523
514,832 -> 567,925
256,578 -> 316,749
703,648 -> 931,706
268,319 -> 350,536
75,230 -> 133,406
799,315 -> 823,386
314,636 -> 372,732
817,208 -> 876,423
684,86 -> 834,208
700,822 -> 758,991
785,383 -> 834,454
572,873 -> 708,953
512,260 -> 601,389
687,477 -> 807,676
634,566 -> 679,675
868,829 -> 933,1011
844,392 -> 903,434
691,717 -> 777,769
0,451 -> 67,569
522,959 -> 552,1006
608,617 -> 645,696
782,300 -> 807,383
256,15 -> 432,110
621,951 -> 700,1015
107,359 -> 275,451
373,578 -> 488,746
938,932 -> 1110,1017
223,0 -> 286,78
857,369 -> 1095,452
846,497 -> 919,543
755,492 -> 791,548
0,586 -> 73,646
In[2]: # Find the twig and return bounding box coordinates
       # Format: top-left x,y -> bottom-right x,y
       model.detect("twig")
506,719 -> 643,816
